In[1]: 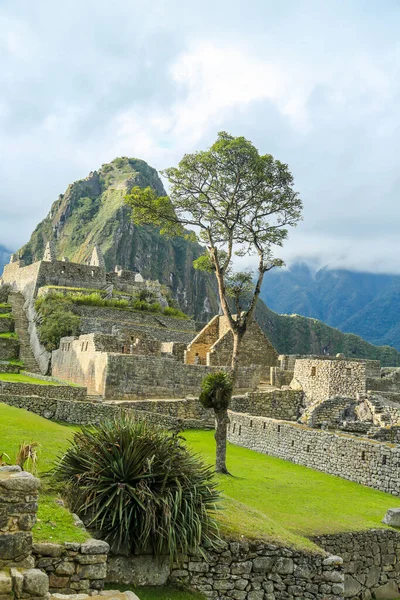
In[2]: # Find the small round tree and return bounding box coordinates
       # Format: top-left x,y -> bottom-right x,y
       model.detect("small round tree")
52,416 -> 220,559
200,372 -> 233,474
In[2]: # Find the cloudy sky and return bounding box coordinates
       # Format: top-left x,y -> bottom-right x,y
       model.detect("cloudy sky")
1,0 -> 400,273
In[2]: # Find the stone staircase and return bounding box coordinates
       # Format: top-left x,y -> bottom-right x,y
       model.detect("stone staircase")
7,292 -> 41,373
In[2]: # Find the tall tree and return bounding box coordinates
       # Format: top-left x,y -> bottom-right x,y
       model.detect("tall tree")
126,132 -> 303,472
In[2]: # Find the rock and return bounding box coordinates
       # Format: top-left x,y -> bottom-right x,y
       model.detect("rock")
77,563 -> 107,580
344,574 -> 363,598
107,555 -> 170,587
323,554 -> 343,566
80,540 -> 110,555
0,571 -> 12,595
23,568 -> 49,597
33,542 -> 64,558
252,556 -> 275,573
274,557 -> 294,575
11,567 -> 23,598
382,508 -> 400,527
0,532 -> 32,560
374,580 -> 400,599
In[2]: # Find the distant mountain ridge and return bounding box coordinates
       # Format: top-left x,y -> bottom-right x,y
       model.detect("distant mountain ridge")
261,263 -> 400,350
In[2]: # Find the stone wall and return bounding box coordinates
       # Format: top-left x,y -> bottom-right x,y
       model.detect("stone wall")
0,317 -> 13,334
231,389 -> 304,421
305,397 -> 357,428
313,529 -> 400,599
33,539 -> 109,595
270,367 -> 294,388
108,540 -> 343,599
227,411 -> 400,496
52,335 -> 108,395
185,315 -> 220,365
0,337 -> 19,361
208,321 -> 278,372
0,394 -> 213,429
0,379 -> 87,400
104,355 -> 262,399
0,465 -> 49,600
293,359 -> 366,405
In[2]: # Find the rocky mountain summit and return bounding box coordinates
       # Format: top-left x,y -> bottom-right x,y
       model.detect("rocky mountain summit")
17,157 -> 219,321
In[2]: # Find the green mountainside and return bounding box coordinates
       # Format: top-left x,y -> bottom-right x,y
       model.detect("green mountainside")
260,263 -> 400,351
17,158 -> 219,321
15,158 -> 400,366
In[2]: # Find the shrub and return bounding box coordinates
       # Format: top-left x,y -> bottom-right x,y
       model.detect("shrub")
132,300 -> 162,313
52,416 -> 220,558
35,295 -> 80,351
163,306 -> 189,319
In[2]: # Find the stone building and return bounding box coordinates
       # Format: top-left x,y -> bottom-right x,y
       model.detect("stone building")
185,314 -> 278,371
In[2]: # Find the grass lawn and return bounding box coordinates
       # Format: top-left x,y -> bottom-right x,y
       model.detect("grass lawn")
0,313 -> 13,319
0,332 -> 17,338
184,430 -> 400,549
0,403 -> 87,544
0,373 -> 64,385
1,404 -> 400,552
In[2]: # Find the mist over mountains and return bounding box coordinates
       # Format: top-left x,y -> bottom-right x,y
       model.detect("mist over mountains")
261,263 -> 400,351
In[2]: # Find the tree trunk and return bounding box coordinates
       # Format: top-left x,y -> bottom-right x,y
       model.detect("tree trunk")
215,408 -> 230,474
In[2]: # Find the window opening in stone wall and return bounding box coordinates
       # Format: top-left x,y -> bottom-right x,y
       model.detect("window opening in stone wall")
311,366 -> 316,377
85,342 -> 89,351
263,422 -> 266,430
346,368 -> 352,377
277,425 -> 281,432
361,451 -> 365,461
291,440 -> 295,447
233,423 -> 236,433
81,343 -> 84,351
91,270 -> 95,277
272,399 -> 277,409
306,445 -> 310,452
250,420 -> 253,428
238,425 -> 242,436
382,456 -> 387,465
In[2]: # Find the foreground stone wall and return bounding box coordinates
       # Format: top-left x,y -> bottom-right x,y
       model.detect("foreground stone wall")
108,540 -> 343,599
228,411 -> 400,496
314,529 -> 400,599
0,337 -> 19,361
33,539 -> 109,595
231,389 -> 304,421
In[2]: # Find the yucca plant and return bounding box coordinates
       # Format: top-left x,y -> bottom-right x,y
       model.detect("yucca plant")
200,371 -> 233,475
52,416 -> 220,559
16,442 -> 38,474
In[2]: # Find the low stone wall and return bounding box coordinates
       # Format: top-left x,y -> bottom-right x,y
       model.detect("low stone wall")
0,362 -> 20,373
306,396 -> 356,428
231,389 -> 304,421
227,411 -> 400,496
33,539 -> 109,594
0,317 -> 14,334
0,337 -> 19,361
0,380 -> 87,400
0,394 -> 212,429
108,540 -> 343,599
116,398 -> 214,426
313,529 -> 400,599
270,367 -> 294,388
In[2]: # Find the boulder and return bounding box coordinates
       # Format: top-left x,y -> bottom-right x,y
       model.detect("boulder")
382,508 -> 400,527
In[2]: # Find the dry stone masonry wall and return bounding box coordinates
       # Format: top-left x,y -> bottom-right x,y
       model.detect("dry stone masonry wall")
231,390 -> 304,421
228,411 -> 400,496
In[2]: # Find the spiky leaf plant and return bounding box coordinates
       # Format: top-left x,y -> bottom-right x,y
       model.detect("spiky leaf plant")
52,416 -> 220,559
199,371 -> 233,411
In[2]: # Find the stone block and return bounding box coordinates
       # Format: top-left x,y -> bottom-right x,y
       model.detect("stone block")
33,542 -> 63,558
23,569 -> 49,597
231,561 -> 253,575
382,508 -> 400,527
0,572 -> 11,595
11,568 -> 23,598
55,561 -> 76,576
0,532 -> 31,560
374,580 -> 400,599
106,555 -> 170,587
48,574 -> 70,589
80,540 -> 109,555
77,563 -> 107,580
274,557 -> 294,575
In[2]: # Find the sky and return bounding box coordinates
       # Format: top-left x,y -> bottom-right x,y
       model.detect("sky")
1,0 -> 400,273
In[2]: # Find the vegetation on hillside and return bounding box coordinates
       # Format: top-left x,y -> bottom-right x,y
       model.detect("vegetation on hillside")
35,294 -> 80,351
52,417 -> 220,559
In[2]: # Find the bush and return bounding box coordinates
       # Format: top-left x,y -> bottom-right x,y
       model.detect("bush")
132,300 -> 162,313
163,306 -> 189,319
35,295 -> 80,351
52,416 -> 220,558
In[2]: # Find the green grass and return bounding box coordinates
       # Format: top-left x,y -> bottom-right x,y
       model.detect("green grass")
184,430 -> 400,549
0,332 -> 17,339
0,312 -> 13,319
0,403 -> 87,544
0,373 -> 64,385
1,404 -> 400,551
107,585 -> 204,600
